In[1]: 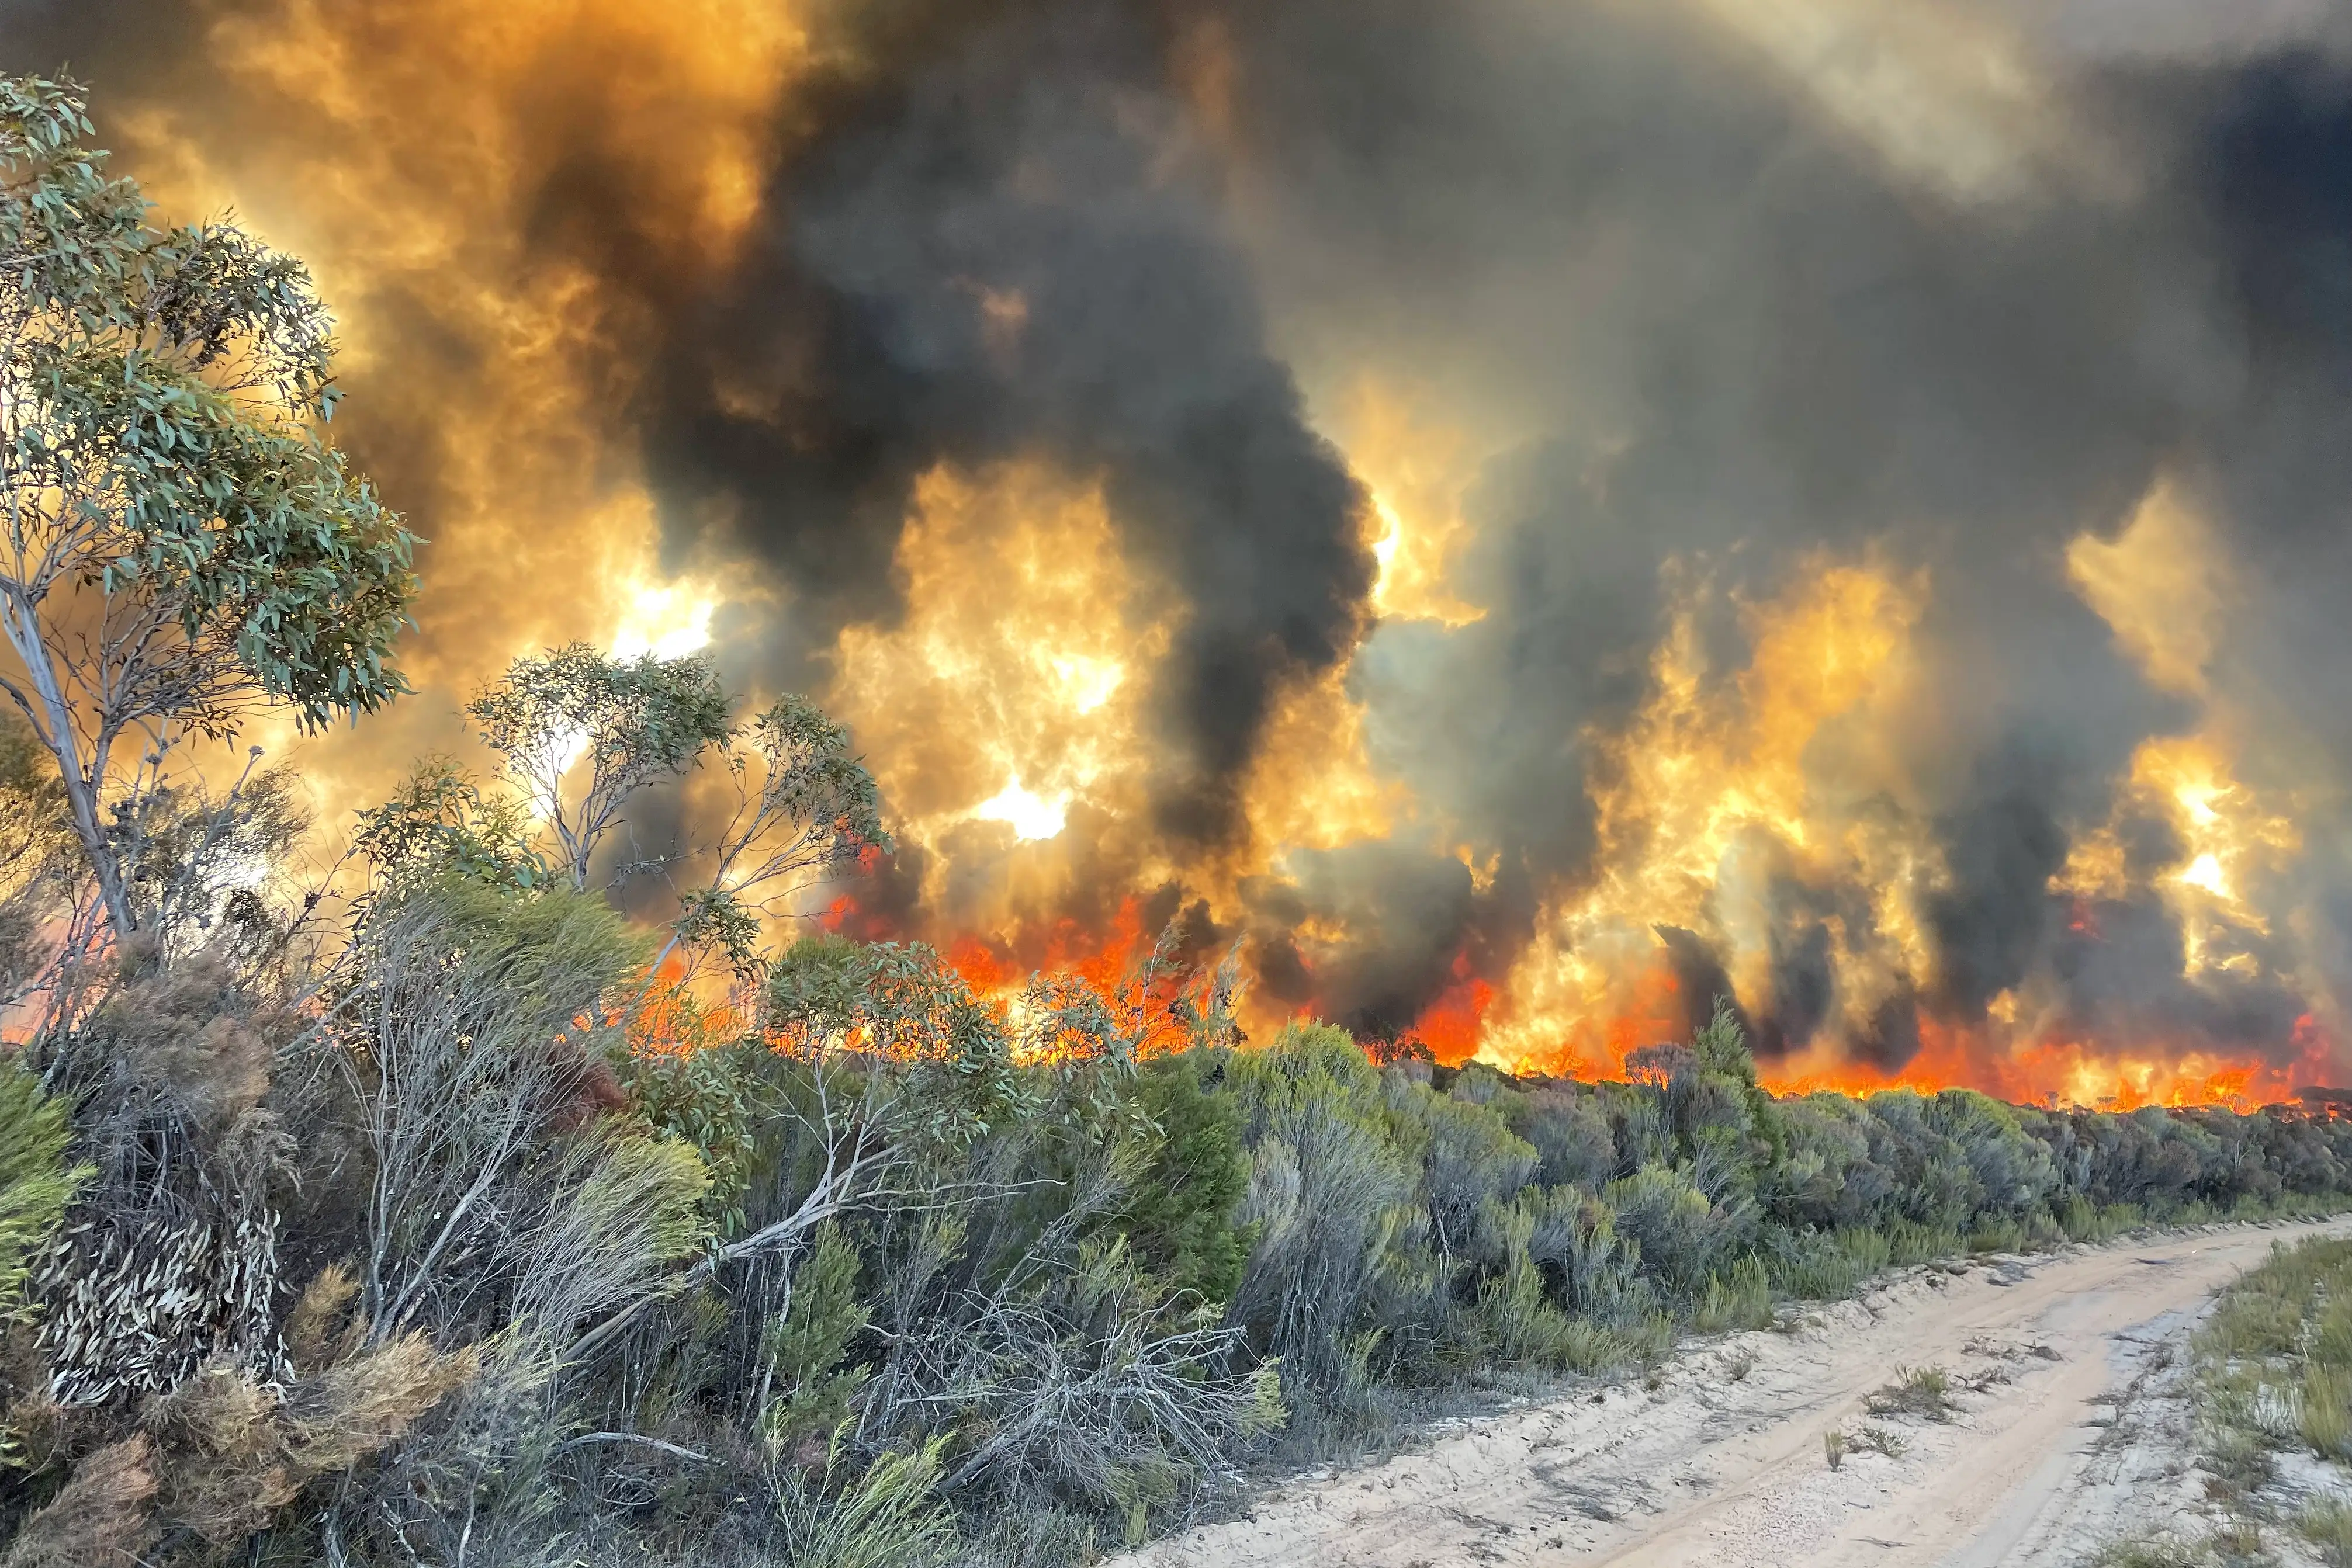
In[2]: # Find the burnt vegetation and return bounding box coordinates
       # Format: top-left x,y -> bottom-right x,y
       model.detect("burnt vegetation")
6,71 -> 2352,1568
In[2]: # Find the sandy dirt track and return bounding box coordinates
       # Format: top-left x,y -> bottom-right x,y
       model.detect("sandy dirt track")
1127,1218 -> 2352,1568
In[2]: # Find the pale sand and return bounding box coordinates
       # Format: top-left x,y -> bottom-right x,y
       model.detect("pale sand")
1126,1217 -> 2352,1567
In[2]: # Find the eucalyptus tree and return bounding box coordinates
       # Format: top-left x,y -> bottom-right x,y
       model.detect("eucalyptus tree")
0,74 -> 418,938
464,641 -> 733,894
459,644 -> 890,982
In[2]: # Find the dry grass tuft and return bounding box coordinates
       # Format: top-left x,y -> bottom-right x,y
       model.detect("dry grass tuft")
284,1261 -> 363,1373
147,1360 -> 277,1463
146,1361 -> 296,1543
0,1434 -> 157,1568
138,1336 -> 481,1543
282,1333 -> 482,1472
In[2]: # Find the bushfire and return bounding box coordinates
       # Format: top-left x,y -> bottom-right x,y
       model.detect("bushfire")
19,0 -> 2352,1109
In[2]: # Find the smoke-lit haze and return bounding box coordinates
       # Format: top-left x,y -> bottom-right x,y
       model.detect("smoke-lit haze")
12,0 -> 2352,1105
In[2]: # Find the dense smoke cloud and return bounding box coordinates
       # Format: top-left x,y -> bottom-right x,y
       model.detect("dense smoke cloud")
1207,0 -> 2352,1083
634,1 -> 1372,841
9,0 -> 2352,1097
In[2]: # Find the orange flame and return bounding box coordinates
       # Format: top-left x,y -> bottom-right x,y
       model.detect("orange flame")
1758,1014 -> 2334,1112
1404,953 -> 1494,1068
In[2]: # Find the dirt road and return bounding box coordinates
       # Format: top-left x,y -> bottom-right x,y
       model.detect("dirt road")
1129,1219 -> 2352,1568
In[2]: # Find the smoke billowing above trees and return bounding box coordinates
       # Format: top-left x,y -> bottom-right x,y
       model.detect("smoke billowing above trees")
10,0 -> 2352,1091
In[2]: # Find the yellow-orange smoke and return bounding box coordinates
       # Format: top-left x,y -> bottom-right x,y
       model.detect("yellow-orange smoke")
2066,478 -> 2232,699
1325,382 -> 1487,629
104,0 -> 808,819
1466,473 -> 2334,1107
825,460 -> 1172,928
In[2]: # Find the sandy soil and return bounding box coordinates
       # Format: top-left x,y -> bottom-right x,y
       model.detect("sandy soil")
1127,1218 -> 2352,1568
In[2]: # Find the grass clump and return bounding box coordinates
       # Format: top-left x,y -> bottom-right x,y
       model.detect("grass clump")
2086,1525 -> 2264,1568
1852,1424 -> 1907,1458
2308,1367 -> 2352,1462
1865,1365 -> 1956,1423
2302,1496 -> 2352,1566
1821,1420 -> 1904,1472
1692,1258 -> 1774,1334
774,1435 -> 959,1568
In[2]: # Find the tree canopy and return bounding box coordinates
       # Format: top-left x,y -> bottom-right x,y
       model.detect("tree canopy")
0,74 -> 418,934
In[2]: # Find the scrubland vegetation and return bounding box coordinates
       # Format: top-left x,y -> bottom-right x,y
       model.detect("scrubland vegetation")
8,70 -> 2352,1568
13,869 -> 2352,1568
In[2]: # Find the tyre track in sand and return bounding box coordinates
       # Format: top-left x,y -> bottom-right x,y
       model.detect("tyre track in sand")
1126,1217 -> 2352,1568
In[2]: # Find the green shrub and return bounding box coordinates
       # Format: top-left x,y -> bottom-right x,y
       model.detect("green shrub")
1114,1051 -> 1254,1306
1468,1194 -> 1583,1369
1396,1083 -> 1537,1268
1508,1088 -> 1617,1191
757,1225 -> 871,1461
1225,1023 -> 1418,1391
1519,1184 -> 1638,1319
1603,1165 -> 1737,1290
